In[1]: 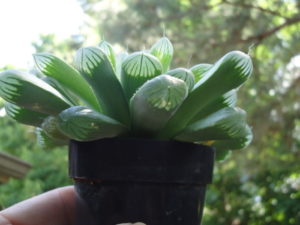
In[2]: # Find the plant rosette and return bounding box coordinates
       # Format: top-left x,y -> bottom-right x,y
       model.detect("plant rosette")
0,37 -> 253,225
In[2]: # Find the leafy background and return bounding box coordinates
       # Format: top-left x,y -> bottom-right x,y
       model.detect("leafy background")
1,0 -> 300,224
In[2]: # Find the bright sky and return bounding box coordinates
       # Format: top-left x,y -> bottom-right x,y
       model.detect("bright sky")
0,0 -> 85,69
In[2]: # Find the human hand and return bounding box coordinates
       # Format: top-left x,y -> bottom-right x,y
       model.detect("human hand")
0,186 -> 75,225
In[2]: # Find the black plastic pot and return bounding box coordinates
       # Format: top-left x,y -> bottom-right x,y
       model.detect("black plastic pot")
69,138 -> 215,225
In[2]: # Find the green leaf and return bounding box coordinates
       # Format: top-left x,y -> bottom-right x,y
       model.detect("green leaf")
130,75 -> 188,136
166,67 -> 195,92
75,46 -> 130,127
36,128 -> 68,150
190,63 -> 212,82
121,51 -> 162,100
150,37 -> 174,73
190,90 -> 237,122
116,51 -> 128,80
33,53 -> 101,111
212,131 -> 252,150
158,51 -> 253,138
42,77 -> 79,106
41,116 -> 69,141
98,40 -> 116,69
58,106 -> 128,141
4,102 -> 48,127
215,149 -> 232,161
175,107 -> 250,142
0,70 -> 71,115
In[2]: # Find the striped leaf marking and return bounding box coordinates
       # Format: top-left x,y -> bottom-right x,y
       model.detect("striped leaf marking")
150,37 -> 174,73
158,51 -> 253,138
123,52 -> 162,78
75,47 -> 105,75
175,107 -> 251,143
190,63 -> 212,82
4,102 -> 48,127
212,127 -> 253,150
36,128 -> 67,149
144,76 -> 188,111
58,106 -> 127,141
190,89 -> 237,123
130,75 -> 188,134
42,77 -> 79,106
33,53 -> 101,111
98,40 -> 116,69
41,116 -> 69,141
115,51 -> 129,80
0,70 -> 71,115
122,51 -> 162,100
75,47 -> 130,126
166,67 -> 195,92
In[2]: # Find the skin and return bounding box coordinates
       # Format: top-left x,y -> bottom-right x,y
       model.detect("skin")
0,186 -> 75,225
0,186 -> 146,225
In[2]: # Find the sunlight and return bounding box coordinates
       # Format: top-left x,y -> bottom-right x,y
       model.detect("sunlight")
0,0 -> 84,69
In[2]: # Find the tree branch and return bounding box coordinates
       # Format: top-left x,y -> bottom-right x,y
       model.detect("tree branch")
222,0 -> 289,19
240,16 -> 300,43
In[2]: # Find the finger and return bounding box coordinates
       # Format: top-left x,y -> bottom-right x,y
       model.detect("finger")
0,186 -> 75,225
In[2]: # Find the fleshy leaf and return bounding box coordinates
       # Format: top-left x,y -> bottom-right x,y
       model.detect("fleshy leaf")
41,116 -> 69,141
58,106 -> 128,141
115,51 -> 128,80
75,46 -> 130,127
190,90 -> 237,122
158,51 -> 253,138
212,128 -> 253,150
130,74 -> 188,136
215,149 -> 232,161
190,63 -> 212,82
166,68 -> 195,92
42,77 -> 79,106
121,51 -> 162,100
175,107 -> 251,142
0,70 -> 71,115
98,40 -> 116,69
36,128 -> 68,149
150,37 -> 174,73
33,53 -> 101,111
5,102 -> 48,127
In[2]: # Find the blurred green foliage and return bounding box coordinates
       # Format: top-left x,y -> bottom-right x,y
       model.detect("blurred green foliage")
0,0 -> 300,224
0,115 -> 71,209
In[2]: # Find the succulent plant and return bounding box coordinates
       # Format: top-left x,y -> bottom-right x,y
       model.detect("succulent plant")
0,37 -> 253,160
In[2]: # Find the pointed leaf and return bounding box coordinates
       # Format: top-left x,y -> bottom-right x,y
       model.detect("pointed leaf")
41,116 -> 69,141
36,128 -> 68,149
98,40 -> 116,69
166,68 -> 195,92
42,77 -> 79,106
175,107 -> 249,142
159,51 -> 253,138
58,106 -> 128,141
130,75 -> 188,136
150,37 -> 174,73
212,129 -> 252,150
75,46 -> 130,126
116,51 -> 128,80
33,53 -> 101,111
121,51 -> 162,100
190,90 -> 237,122
215,149 -> 231,161
0,70 -> 71,115
5,102 -> 48,127
190,63 -> 212,82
